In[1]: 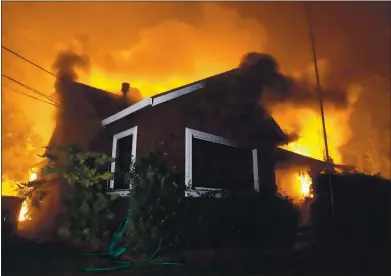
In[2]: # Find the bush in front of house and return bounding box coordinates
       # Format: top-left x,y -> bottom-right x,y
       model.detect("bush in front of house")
41,147 -> 119,247
123,148 -> 300,255
124,149 -> 184,255
310,172 -> 391,272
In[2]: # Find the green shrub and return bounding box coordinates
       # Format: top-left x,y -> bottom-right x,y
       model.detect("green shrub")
124,149 -> 184,254
123,149 -> 300,253
41,147 -> 118,245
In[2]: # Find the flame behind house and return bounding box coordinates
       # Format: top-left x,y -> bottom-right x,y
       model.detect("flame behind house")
50,50 -> 356,203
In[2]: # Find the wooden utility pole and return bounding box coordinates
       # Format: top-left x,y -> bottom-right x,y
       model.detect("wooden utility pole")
304,3 -> 338,246
303,3 -> 330,162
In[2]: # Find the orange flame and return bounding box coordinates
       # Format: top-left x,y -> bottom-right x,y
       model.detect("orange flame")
297,172 -> 313,198
272,82 -> 360,202
18,201 -> 30,222
18,169 -> 37,222
29,170 -> 38,182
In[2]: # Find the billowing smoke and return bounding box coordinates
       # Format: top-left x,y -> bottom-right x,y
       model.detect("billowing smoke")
52,50 -> 90,82
51,47 -> 98,150
238,52 -> 350,112
52,47 -> 91,101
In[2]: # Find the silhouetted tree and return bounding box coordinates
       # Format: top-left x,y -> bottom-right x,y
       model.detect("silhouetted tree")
1,96 -> 42,181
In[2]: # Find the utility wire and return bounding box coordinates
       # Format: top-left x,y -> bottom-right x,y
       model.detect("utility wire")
2,84 -> 59,107
2,45 -> 61,104
2,73 -> 58,105
1,74 -> 59,105
2,45 -> 59,79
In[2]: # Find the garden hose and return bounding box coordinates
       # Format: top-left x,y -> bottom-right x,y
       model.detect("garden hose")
81,217 -> 184,272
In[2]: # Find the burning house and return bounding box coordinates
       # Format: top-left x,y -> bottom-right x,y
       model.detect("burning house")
23,54 -> 352,235
94,56 -> 349,201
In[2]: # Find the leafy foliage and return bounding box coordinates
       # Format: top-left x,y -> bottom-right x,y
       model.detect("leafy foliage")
123,148 -> 299,253
124,149 -> 183,254
41,147 -> 118,244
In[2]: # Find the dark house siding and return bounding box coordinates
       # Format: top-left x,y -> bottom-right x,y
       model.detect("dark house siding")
101,81 -> 284,194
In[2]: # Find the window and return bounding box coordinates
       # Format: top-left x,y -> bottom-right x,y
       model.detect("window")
109,126 -> 138,193
185,128 -> 259,197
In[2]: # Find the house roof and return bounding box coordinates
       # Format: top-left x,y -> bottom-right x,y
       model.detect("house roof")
47,81 -> 142,149
101,70 -> 238,126
62,81 -> 142,119
150,69 -> 238,100
100,69 -> 288,142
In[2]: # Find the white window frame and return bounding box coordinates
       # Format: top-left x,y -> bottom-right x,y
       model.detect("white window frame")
185,128 -> 259,198
109,126 -> 138,196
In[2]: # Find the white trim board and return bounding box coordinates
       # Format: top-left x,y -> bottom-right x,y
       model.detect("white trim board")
109,126 -> 138,194
102,98 -> 152,127
152,82 -> 205,106
185,127 -> 260,197
101,82 -> 205,127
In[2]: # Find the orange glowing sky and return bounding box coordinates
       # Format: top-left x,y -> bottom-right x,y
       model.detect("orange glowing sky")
2,2 -> 390,177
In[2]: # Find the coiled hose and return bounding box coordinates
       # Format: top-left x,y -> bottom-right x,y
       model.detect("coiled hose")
81,217 -> 185,271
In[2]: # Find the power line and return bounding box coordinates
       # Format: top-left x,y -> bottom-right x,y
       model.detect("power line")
1,74 -> 59,105
2,84 -> 59,107
1,45 -> 63,106
2,73 -> 59,105
2,45 -> 59,79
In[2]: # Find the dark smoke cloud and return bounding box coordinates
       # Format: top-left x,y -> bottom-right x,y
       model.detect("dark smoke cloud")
265,76 -> 349,109
238,52 -> 349,111
239,52 -> 279,73
52,49 -> 90,81
51,48 -> 99,151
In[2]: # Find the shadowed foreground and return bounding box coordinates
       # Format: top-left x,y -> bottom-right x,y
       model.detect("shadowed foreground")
3,234 -> 387,276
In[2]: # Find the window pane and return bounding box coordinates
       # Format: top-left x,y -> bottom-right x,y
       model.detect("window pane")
114,134 -> 133,189
192,138 -> 254,191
